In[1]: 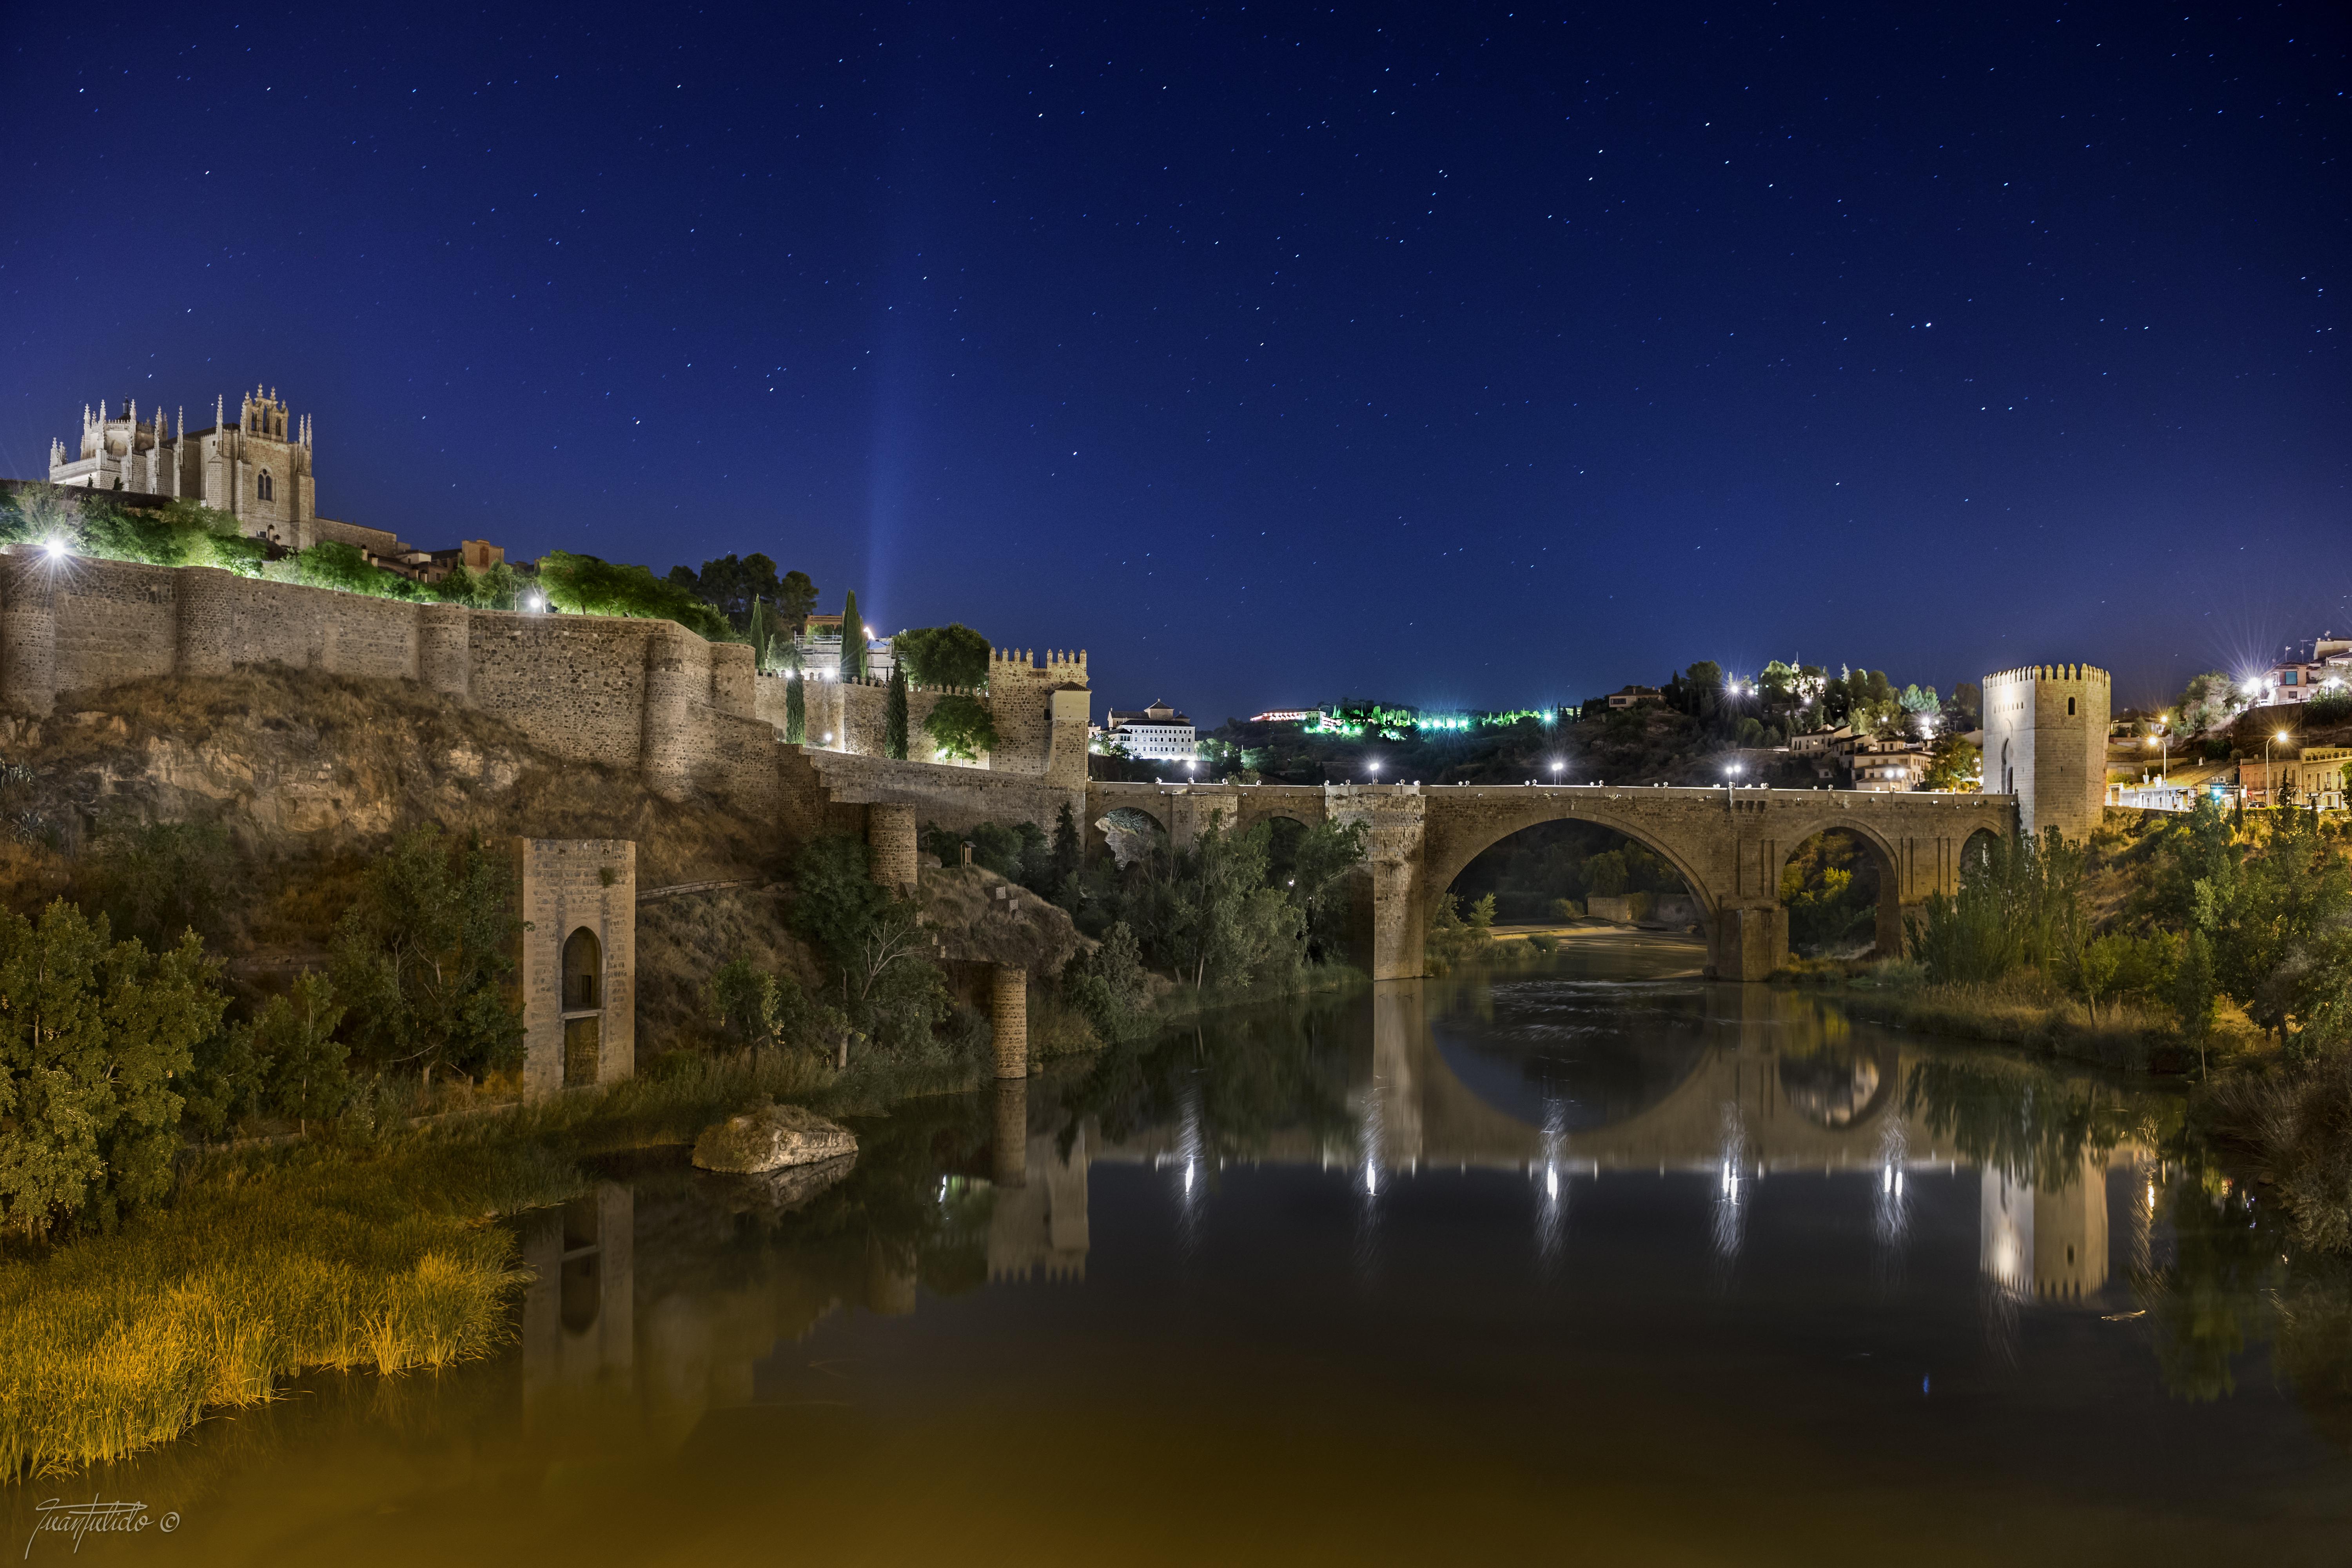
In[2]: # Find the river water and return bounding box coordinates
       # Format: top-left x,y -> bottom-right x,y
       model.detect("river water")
16,933 -> 2352,1565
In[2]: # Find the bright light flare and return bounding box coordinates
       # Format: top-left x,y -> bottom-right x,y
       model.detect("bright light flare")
42,537 -> 67,561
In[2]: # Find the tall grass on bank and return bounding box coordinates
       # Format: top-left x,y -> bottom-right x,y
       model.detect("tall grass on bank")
0,1043 -> 1024,1480
1804,962 -> 2179,1072
0,1136 -> 583,1480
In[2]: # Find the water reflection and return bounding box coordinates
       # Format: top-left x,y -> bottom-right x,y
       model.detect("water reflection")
29,945 -> 2352,1565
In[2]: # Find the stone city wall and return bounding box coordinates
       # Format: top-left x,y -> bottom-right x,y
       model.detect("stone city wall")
0,548 -> 1092,843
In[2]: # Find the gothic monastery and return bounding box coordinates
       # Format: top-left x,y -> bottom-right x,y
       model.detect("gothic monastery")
47,388 -> 406,557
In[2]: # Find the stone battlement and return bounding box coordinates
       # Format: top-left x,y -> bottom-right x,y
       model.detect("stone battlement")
1983,663 -> 2111,688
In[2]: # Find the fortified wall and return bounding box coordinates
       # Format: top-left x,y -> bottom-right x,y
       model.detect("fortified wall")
0,549 -> 1090,840
1980,663 -> 2108,841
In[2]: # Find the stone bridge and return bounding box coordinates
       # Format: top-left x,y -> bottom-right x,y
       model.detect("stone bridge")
1086,780 -> 2017,981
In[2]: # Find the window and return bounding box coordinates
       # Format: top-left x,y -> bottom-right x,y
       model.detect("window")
257,470 -> 274,501
2067,697 -> 2075,716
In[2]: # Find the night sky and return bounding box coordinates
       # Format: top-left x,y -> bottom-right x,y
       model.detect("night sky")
2,3 -> 2345,725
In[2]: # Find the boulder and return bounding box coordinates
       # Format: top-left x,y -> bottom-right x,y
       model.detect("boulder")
691,1102 -> 857,1173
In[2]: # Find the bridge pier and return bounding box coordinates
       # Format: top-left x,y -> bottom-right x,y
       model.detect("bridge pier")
1709,902 -> 1788,982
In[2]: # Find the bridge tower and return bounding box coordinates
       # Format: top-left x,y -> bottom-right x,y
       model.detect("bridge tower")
1980,663 -> 2108,842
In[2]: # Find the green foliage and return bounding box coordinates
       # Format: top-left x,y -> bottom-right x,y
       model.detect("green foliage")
328,827 -> 524,1085
432,560 -> 527,610
885,665 -> 910,760
839,590 -> 867,682
186,973 -> 351,1138
0,903 -> 225,1239
1061,921 -> 1153,1043
1050,802 -> 1084,906
1780,832 -> 1878,955
538,550 -> 737,641
1425,891 -> 1495,972
1119,813 -> 1307,991
893,623 -> 992,689
670,552 -> 782,630
291,540 -> 420,599
1920,733 -> 1981,792
924,691 -> 999,761
1285,818 -> 1368,962
708,956 -> 834,1065
787,836 -> 950,1058
80,819 -> 243,951
783,647 -> 808,743
777,569 -> 818,633
746,595 -> 791,672
2177,670 -> 2244,737
1,491 -> 268,576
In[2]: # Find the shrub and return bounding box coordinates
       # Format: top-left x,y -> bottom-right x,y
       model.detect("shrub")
925,693 -> 1000,761
0,902 -> 226,1238
893,623 -> 991,689
538,550 -> 737,642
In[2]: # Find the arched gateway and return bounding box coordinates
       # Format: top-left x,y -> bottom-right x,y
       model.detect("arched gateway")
1085,779 -> 2017,982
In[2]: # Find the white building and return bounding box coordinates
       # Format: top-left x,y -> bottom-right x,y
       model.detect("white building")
2253,635 -> 2352,706
1105,699 -> 1196,761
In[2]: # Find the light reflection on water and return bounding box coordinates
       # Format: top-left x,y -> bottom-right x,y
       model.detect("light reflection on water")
16,935 -> 2352,1566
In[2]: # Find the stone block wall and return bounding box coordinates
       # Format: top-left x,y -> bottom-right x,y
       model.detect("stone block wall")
1982,662 -> 2109,842
797,749 -> 1083,841
514,838 -> 636,1099
0,547 -> 775,811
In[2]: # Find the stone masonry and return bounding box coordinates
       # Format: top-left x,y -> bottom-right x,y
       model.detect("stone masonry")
1089,778 -> 2018,983
515,838 -> 636,1099
1980,663 -> 2109,842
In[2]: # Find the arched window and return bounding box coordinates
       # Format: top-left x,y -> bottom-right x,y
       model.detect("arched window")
563,927 -> 603,1011
257,470 -> 274,501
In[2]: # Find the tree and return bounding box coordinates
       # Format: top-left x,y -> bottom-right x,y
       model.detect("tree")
786,836 -> 947,1060
893,623 -> 992,690
885,664 -> 910,760
924,693 -> 998,761
2178,670 -> 2245,737
708,958 -> 828,1067
777,570 -> 818,635
1049,802 -> 1084,906
673,553 -> 783,630
540,550 -> 736,642
0,902 -> 225,1238
81,819 -> 243,951
1921,734 -> 1982,793
746,596 -> 790,673
840,590 -> 867,681
784,646 -> 808,744
1284,818 -> 1368,962
329,827 -> 524,1088
182,971 -> 350,1139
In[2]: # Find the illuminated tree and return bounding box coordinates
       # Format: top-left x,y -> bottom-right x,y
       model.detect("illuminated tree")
840,590 -> 867,681
885,665 -> 910,760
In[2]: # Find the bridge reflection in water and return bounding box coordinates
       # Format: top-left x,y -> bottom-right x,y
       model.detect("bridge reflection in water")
1094,978 -> 2136,1304
519,978 -> 2144,1454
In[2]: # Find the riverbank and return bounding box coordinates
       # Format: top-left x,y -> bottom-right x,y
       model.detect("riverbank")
0,1049 -> 865,1479
1775,958 -> 2254,1076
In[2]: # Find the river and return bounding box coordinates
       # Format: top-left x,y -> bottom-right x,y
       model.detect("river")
13,933 -> 2351,1565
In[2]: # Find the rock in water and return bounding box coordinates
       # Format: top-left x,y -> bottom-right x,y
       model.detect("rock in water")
691,1103 -> 858,1173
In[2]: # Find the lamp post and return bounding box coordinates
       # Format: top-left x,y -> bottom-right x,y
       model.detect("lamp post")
1550,760 -> 1564,783
2268,730 -> 2290,808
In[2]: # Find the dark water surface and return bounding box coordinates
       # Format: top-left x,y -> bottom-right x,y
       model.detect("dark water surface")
19,933 -> 2352,1565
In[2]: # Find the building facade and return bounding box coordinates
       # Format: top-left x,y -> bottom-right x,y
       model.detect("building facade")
2255,636 -> 2352,705
46,388 -> 408,559
1105,699 -> 1196,761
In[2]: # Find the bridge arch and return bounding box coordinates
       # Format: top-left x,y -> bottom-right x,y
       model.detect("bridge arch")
1770,815 -> 1907,959
1418,796 -> 1727,948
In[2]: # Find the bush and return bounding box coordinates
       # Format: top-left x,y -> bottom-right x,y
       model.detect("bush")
924,692 -> 1000,761
328,827 -> 524,1087
538,550 -> 738,642
0,902 -> 226,1238
893,623 -> 991,689
1061,922 -> 1152,1043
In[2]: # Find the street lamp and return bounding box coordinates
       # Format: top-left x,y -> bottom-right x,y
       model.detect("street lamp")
2268,729 -> 2290,808
1550,760 -> 1564,781
1367,759 -> 1381,782
42,537 -> 68,562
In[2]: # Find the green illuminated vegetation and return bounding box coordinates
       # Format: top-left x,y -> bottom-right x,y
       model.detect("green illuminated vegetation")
893,622 -> 992,689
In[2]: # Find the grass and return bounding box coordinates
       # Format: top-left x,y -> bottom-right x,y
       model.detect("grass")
0,1047 -> 853,1481
1783,959 -> 2223,1073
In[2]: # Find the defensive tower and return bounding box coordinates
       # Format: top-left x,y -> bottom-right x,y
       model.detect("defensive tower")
1980,662 -> 2109,841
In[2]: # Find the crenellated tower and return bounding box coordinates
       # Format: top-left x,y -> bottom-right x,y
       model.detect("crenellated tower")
1980,662 -> 2110,841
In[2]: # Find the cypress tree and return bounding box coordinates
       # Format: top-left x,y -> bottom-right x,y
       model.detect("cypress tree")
885,664 -> 910,760
784,646 -> 807,744
840,590 -> 866,682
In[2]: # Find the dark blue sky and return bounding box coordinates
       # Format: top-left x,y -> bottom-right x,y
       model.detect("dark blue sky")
3,2 -> 2345,724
